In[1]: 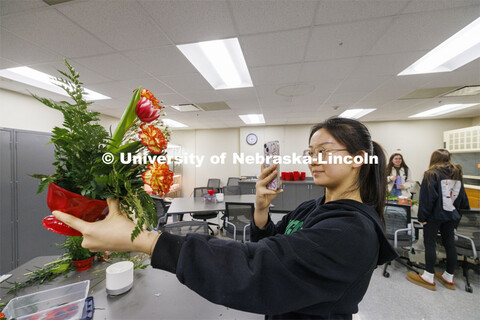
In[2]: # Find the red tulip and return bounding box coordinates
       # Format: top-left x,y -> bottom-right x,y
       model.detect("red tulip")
136,97 -> 160,123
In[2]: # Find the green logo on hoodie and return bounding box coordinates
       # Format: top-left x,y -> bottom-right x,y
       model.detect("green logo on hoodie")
285,220 -> 304,234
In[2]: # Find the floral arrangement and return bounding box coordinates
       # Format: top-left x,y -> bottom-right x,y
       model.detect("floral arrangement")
33,60 -> 174,240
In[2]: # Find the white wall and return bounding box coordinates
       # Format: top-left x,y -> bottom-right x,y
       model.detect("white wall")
170,128 -> 240,197
0,88 -> 119,132
365,119 -> 472,181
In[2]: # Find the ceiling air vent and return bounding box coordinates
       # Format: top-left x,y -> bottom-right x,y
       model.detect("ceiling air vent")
196,101 -> 231,111
42,0 -> 74,5
398,87 -> 460,100
443,85 -> 480,97
169,104 -> 201,112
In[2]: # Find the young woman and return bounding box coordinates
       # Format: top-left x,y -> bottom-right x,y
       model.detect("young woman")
407,149 -> 469,291
386,153 -> 415,198
53,118 -> 397,320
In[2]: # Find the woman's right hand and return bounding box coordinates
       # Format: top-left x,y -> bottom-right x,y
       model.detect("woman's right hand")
254,164 -> 282,229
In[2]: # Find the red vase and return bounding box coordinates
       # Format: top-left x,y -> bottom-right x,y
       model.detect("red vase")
72,256 -> 95,272
42,183 -> 108,236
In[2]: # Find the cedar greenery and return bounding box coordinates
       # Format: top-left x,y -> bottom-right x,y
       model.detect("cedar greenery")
32,60 -> 159,240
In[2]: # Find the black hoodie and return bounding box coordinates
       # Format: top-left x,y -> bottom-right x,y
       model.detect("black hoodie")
151,198 -> 397,320
417,167 -> 470,223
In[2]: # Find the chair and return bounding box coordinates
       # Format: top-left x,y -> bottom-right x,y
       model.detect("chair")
191,187 -> 219,234
207,178 -> 221,193
160,221 -> 210,236
455,208 -> 480,293
152,197 -> 169,231
223,202 -> 254,242
222,185 -> 241,195
409,181 -> 421,201
227,177 -> 240,186
383,203 -> 419,277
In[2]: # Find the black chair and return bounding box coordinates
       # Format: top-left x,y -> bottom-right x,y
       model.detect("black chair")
227,177 -> 240,186
409,181 -> 421,201
191,187 -> 219,234
222,185 -> 241,195
160,221 -> 210,236
455,208 -> 480,293
152,197 -> 169,231
207,178 -> 221,193
383,203 -> 419,277
223,202 -> 254,242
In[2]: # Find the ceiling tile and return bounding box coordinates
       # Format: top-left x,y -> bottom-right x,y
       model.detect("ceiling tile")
1,8 -> 114,58
369,6 -> 480,55
241,28 -> 310,67
299,58 -> 359,82
160,93 -> 189,106
250,63 -> 302,86
335,75 -> 392,95
305,17 -> 393,61
315,0 -> 407,25
160,73 -> 213,93
31,61 -> 111,85
0,57 -> 19,69
123,45 -> 198,77
401,0 -> 479,14
0,0 -> 47,16
74,53 -> 148,81
57,0 -> 171,51
0,28 -> 60,65
139,0 -> 236,44
352,51 -> 425,77
231,0 -> 317,35
218,87 -> 258,101
114,77 -> 174,95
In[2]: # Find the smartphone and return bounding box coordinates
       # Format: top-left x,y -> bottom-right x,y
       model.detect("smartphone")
264,141 -> 280,190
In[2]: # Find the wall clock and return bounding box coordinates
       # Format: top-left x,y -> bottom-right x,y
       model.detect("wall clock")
246,133 -> 258,145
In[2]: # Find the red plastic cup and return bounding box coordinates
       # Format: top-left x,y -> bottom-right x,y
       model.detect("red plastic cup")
42,183 -> 108,236
300,172 -> 306,180
208,189 -> 215,196
281,172 -> 286,180
293,171 -> 300,181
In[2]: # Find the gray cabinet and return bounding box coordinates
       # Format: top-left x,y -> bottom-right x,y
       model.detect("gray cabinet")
0,128 -> 64,274
239,180 -> 324,213
239,181 -> 256,194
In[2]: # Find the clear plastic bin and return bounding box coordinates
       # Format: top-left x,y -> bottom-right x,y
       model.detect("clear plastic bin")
2,280 -> 90,320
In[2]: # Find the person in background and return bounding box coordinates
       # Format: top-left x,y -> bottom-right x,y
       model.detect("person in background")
407,149 -> 469,291
53,118 -> 397,320
386,153 -> 415,198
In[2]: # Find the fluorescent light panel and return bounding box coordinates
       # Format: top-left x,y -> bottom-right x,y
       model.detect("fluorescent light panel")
0,66 -> 110,100
163,119 -> 188,128
177,38 -> 253,90
399,16 -> 480,75
239,114 -> 265,125
338,109 -> 376,119
409,104 -> 478,118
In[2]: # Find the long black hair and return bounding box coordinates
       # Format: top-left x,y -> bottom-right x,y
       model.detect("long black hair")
309,117 -> 387,224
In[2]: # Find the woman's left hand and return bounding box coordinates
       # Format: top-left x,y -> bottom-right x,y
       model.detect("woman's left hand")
419,221 -> 427,226
53,198 -> 159,254
398,184 -> 405,189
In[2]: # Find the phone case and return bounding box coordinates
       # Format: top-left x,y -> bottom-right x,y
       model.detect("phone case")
264,141 -> 280,190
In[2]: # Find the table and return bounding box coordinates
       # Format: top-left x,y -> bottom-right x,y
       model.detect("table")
167,195 -> 257,221
0,256 -> 263,320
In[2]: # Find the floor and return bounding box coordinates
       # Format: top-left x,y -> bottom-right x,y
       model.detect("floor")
169,215 -> 480,320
